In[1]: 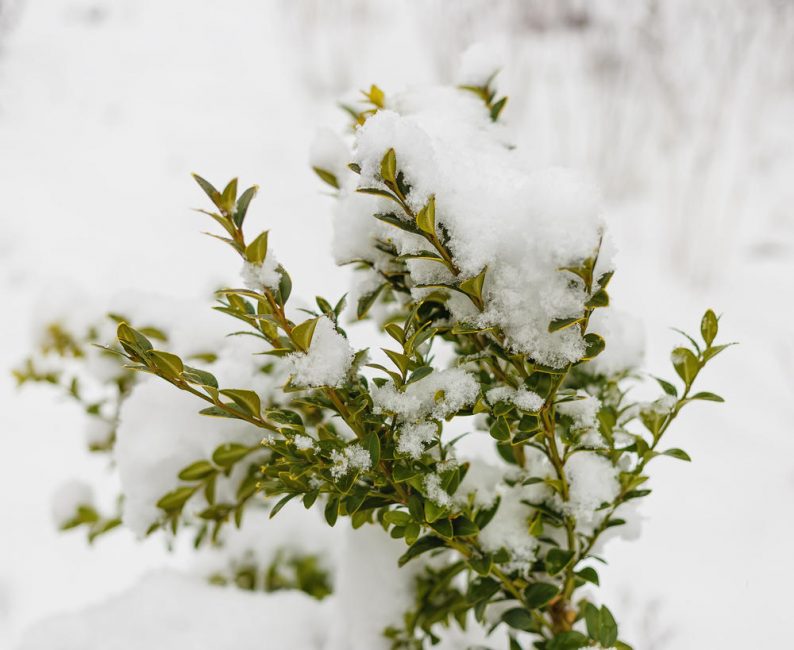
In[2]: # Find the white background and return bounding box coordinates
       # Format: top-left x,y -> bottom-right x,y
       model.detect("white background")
1,1 -> 792,647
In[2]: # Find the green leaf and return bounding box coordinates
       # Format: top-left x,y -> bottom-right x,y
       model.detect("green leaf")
178,461 -> 216,481
383,510 -> 411,526
380,148 -> 397,183
218,389 -> 261,417
703,342 -> 735,362
585,288 -> 609,309
474,496 -> 500,530
117,322 -> 153,353
671,347 -> 699,385
245,231 -> 269,264
149,350 -> 184,377
269,493 -> 298,518
661,448 -> 691,462
220,178 -> 238,213
581,332 -> 606,360
459,268 -> 487,302
382,348 -> 411,375
701,309 -> 719,346
156,486 -> 196,512
654,376 -> 678,397
182,365 -> 218,389
233,185 -> 258,227
549,317 -> 583,333
292,317 -> 320,351
406,366 -> 433,385
398,535 -> 445,567
490,417 -> 511,442
212,443 -> 253,468
324,496 -> 339,527
524,582 -> 559,608
199,406 -> 244,419
452,516 -> 479,537
374,211 -> 421,234
584,602 -> 600,640
468,577 -> 501,603
690,391 -> 724,402
192,173 -> 222,209
366,431 -> 381,466
416,196 -> 436,235
545,548 -> 575,575
490,96 -> 507,121
429,518 -> 453,538
502,608 -> 534,633
576,566 -> 600,585
357,283 -> 386,319
548,631 -> 589,650
278,269 -> 292,305
312,167 -> 339,189
598,605 -> 618,646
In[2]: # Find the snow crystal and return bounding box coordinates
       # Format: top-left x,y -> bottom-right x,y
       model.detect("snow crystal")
564,452 -> 620,534
310,127 -> 351,184
293,435 -> 316,451
329,443 -> 371,479
486,386 -> 544,412
240,257 -> 281,293
423,472 -> 453,508
457,42 -> 504,88
585,308 -> 645,376
345,86 -> 610,368
395,421 -> 437,459
371,367 -> 479,422
287,317 -> 354,388
558,391 -> 601,431
51,480 -> 94,528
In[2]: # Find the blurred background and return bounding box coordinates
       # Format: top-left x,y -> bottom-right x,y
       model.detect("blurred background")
1,0 -> 792,647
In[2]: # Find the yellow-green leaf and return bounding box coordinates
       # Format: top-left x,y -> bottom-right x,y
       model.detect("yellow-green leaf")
292,317 -> 320,351
149,350 -> 184,377
459,267 -> 487,302
245,231 -> 269,265
380,148 -> 397,183
416,196 -> 436,235
218,389 -> 261,417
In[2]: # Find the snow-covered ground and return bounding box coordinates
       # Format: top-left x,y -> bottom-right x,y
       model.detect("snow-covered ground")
1,0 -> 792,647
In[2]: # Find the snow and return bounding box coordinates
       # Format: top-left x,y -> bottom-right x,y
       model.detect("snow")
240,257 -> 281,293
17,571 -> 329,650
50,481 -> 94,529
293,434 -> 317,451
329,443 -> 371,479
477,482 -> 539,571
348,92 -> 610,367
564,452 -> 621,535
2,2 -> 794,649
423,472 -> 453,508
487,386 -> 545,412
395,421 -> 437,459
288,316 -> 354,388
371,367 -> 480,422
558,392 -> 602,432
